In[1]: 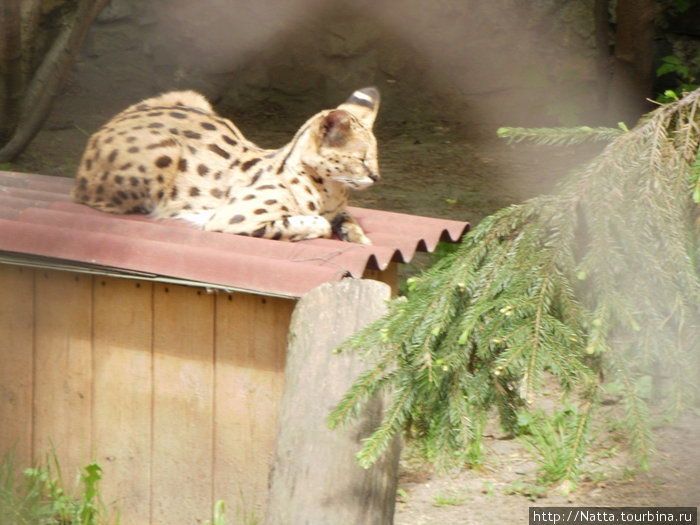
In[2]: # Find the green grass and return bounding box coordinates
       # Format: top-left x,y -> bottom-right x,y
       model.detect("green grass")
203,499 -> 261,525
0,450 -> 119,525
0,450 -> 263,525
503,480 -> 547,501
432,489 -> 468,507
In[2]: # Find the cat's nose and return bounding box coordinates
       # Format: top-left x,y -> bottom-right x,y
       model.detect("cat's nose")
368,171 -> 380,182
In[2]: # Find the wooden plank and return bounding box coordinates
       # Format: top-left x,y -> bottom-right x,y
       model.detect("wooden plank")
213,293 -> 294,517
264,279 -> 400,525
363,262 -> 399,296
92,277 -> 153,524
33,270 -> 93,475
151,283 -> 214,525
0,265 -> 35,466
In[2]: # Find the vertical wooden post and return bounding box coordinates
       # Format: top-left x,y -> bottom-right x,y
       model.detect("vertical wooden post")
265,279 -> 400,525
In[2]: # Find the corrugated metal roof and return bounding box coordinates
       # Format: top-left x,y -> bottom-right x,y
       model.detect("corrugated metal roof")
0,171 -> 469,298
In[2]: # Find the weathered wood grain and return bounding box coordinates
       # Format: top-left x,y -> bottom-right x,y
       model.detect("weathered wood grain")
33,270 -> 92,477
0,265 -> 34,466
93,277 -> 153,523
214,293 -> 293,516
265,279 -> 400,525
151,283 -> 214,525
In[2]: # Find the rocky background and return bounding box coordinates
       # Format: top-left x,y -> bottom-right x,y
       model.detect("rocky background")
18,0 -> 698,224
63,0 -> 610,128
58,0 -> 694,125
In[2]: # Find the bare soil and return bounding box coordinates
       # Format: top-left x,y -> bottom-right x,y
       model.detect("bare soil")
394,403 -> 700,525
10,90 -> 700,524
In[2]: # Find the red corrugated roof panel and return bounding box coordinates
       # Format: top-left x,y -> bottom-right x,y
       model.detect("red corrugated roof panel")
0,171 -> 469,298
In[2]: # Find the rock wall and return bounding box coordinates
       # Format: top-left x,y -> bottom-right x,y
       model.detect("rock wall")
64,0 -> 695,128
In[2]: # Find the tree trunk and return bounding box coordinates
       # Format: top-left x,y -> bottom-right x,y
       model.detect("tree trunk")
19,1 -> 42,92
608,0 -> 659,122
264,279 -> 400,525
0,0 -> 109,162
0,0 -> 23,143
594,0 -> 611,110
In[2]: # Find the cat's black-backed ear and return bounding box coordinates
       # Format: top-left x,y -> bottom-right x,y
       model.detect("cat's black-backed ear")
320,110 -> 352,147
337,86 -> 380,128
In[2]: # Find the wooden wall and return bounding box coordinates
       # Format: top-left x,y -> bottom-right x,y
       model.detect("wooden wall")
0,264 -> 294,524
0,262 -> 398,523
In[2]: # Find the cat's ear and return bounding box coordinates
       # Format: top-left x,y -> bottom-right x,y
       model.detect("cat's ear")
319,110 -> 352,147
336,86 -> 380,128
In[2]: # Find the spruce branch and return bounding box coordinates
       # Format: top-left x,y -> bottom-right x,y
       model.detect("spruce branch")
497,125 -> 624,146
562,388 -> 597,483
331,89 -> 700,482
605,350 -> 654,470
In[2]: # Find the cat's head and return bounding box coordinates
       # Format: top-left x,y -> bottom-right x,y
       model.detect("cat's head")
298,87 -> 381,190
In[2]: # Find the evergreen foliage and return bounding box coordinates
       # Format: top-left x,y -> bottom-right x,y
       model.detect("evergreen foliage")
329,89 -> 700,483
496,125 -> 624,146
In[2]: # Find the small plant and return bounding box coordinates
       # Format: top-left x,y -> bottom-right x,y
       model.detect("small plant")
656,52 -> 700,103
503,480 -> 547,501
203,496 -> 261,525
432,489 -> 467,507
396,487 -> 409,502
481,481 -> 495,499
203,500 -> 227,525
516,403 -> 595,488
0,450 -> 119,525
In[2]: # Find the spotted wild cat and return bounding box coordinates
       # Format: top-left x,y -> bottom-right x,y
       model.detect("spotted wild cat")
72,87 -> 381,243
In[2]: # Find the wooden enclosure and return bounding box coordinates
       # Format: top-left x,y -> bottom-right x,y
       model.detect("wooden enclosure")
0,170 -> 465,524
0,262 -> 397,524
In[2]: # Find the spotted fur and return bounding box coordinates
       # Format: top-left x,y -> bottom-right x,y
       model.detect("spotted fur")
72,87 -> 381,243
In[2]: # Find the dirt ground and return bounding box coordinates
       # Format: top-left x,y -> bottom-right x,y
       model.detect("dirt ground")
9,89 -> 700,523
393,403 -> 700,525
